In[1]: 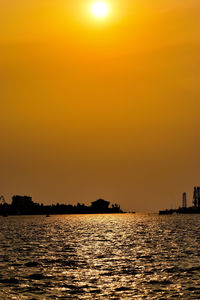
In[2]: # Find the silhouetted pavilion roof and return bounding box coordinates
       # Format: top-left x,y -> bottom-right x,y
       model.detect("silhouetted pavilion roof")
91,199 -> 110,206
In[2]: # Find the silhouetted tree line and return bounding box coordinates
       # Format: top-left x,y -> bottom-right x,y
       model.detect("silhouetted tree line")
0,196 -> 123,216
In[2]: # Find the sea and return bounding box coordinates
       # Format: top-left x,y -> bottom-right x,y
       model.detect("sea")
0,213 -> 200,299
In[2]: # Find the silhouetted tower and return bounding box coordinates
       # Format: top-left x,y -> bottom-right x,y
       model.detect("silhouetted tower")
197,187 -> 200,208
182,192 -> 187,208
193,187 -> 198,207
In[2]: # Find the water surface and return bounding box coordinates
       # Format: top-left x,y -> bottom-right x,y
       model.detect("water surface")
0,214 -> 200,299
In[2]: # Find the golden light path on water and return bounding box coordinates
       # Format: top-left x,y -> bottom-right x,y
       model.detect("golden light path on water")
0,214 -> 200,298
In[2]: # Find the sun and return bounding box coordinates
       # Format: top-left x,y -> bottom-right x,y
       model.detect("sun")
91,1 -> 109,19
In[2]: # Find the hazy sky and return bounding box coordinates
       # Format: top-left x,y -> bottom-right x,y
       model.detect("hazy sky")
0,0 -> 199,211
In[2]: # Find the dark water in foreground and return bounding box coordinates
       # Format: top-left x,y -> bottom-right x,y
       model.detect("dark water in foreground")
0,214 -> 200,299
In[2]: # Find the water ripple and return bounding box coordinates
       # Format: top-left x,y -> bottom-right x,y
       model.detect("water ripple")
0,214 -> 200,299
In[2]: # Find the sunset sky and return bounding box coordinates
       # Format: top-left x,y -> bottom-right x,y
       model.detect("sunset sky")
0,0 -> 200,211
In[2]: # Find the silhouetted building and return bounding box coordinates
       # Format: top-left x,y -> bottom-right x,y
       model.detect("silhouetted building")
193,187 -> 198,207
12,195 -> 34,213
91,199 -> 110,212
182,192 -> 187,208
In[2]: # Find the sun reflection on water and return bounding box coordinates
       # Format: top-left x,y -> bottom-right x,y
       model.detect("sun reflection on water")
0,214 -> 200,298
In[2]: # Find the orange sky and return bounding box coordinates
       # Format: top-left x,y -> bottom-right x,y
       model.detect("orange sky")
0,0 -> 200,211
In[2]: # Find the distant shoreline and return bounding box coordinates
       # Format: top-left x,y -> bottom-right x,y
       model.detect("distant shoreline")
0,196 -> 128,216
159,207 -> 200,215
159,187 -> 200,215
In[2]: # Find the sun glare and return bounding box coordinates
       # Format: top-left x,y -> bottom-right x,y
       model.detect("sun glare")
91,1 -> 109,19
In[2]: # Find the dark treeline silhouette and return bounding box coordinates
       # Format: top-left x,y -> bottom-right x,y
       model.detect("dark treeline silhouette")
0,195 -> 123,216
